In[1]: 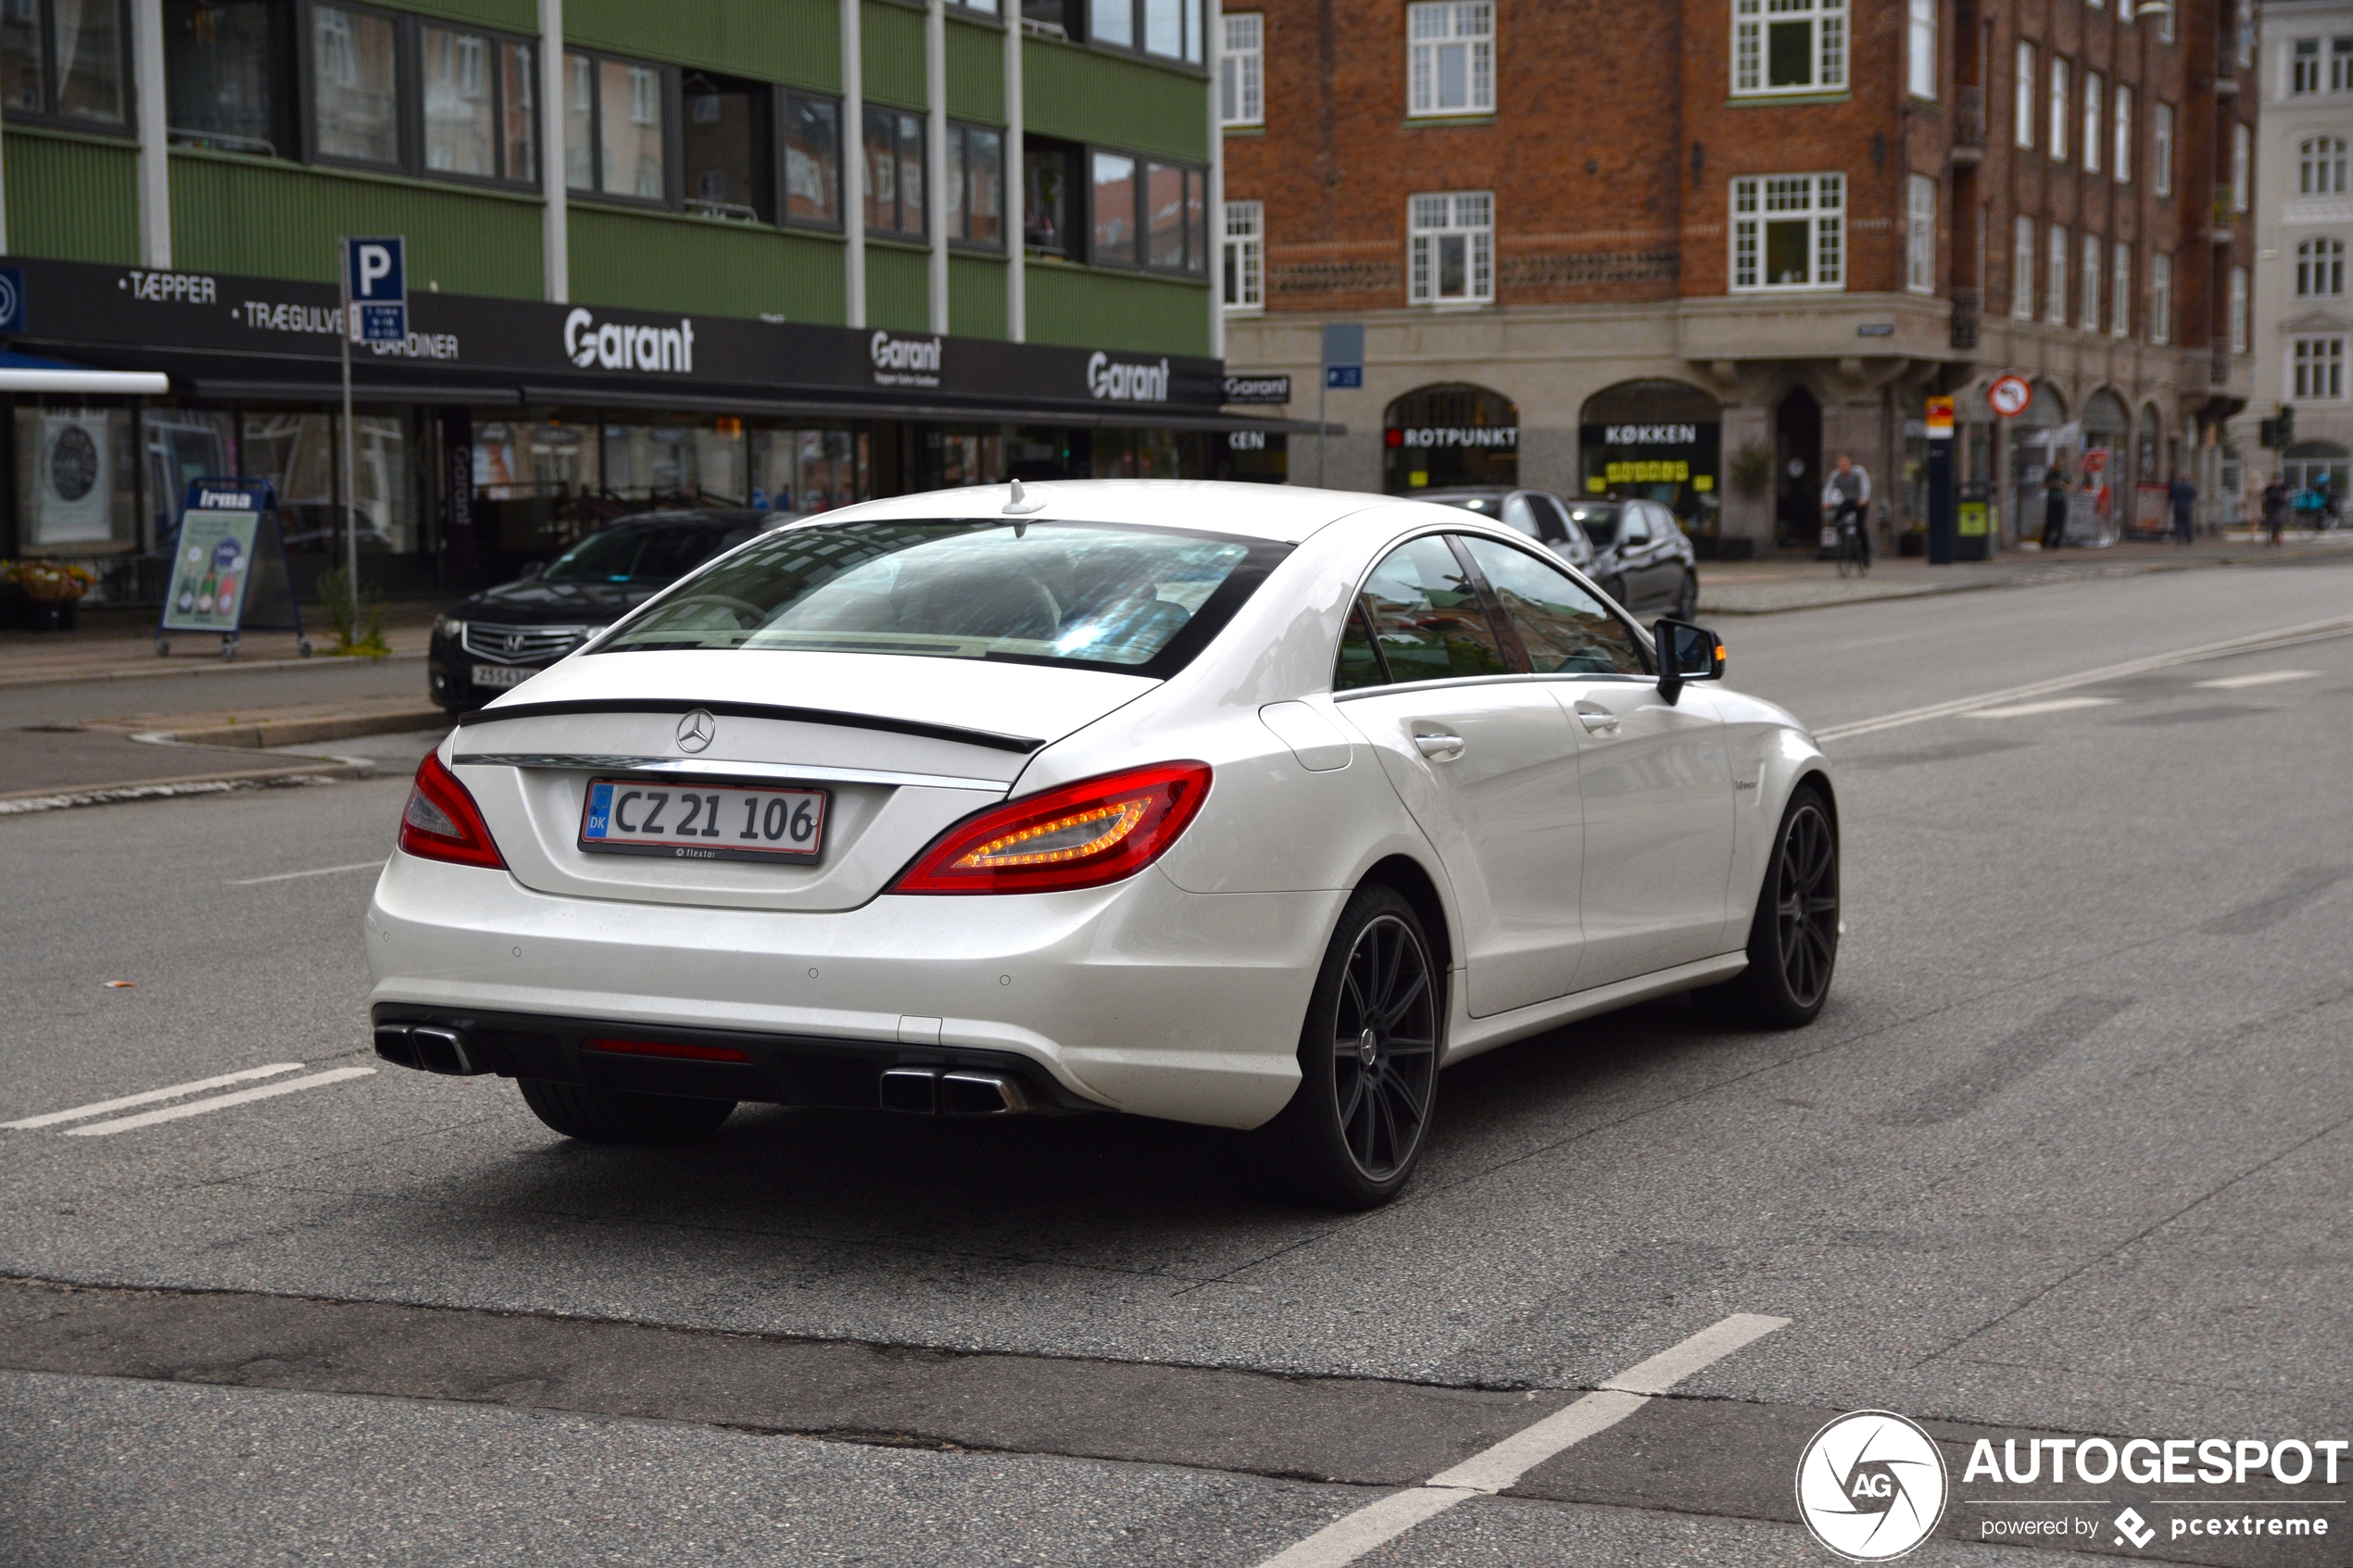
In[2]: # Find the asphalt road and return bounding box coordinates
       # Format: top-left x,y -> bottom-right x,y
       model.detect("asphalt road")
4,557 -> 2351,1567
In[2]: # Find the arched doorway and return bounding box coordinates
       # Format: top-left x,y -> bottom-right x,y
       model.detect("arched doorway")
1578,380 -> 1722,533
1384,384 -> 1518,493
1774,385 -> 1821,546
2010,381 -> 2067,542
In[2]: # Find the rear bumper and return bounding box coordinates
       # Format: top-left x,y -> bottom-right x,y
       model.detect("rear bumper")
364,852 -> 1343,1129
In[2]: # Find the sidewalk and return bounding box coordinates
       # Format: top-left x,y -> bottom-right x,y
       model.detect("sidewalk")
1696,532 -> 2353,614
0,609 -> 434,688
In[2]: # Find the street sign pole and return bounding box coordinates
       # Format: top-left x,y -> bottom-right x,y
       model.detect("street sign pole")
338,238 -> 358,633
1318,323 -> 1364,491
338,235 -> 408,637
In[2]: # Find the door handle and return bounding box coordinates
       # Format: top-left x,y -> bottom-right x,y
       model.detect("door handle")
1576,707 -> 1621,734
1412,730 -> 1466,760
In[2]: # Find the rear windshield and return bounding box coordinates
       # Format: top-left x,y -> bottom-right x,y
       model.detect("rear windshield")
543,523 -> 753,585
1565,504 -> 1621,546
596,519 -> 1287,675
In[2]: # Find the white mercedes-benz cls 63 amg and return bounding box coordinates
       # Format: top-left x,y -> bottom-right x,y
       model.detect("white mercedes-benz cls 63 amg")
367,481 -> 1839,1207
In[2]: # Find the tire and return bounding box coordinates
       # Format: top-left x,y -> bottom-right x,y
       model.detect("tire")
1695,786 -> 1839,1029
1673,569 -> 1699,621
1603,575 -> 1629,609
516,1078 -> 737,1144
1250,884 -> 1442,1210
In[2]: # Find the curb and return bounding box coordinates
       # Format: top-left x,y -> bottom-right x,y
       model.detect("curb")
0,649 -> 425,690
145,708 -> 448,751
1699,544 -> 2353,616
0,761 -> 372,817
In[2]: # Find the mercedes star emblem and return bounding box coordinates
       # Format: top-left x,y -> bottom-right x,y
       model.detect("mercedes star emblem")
675,709 -> 716,753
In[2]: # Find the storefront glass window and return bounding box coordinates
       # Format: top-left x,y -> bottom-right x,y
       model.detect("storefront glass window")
750,428 -> 868,512
1093,427 -> 1181,478
600,420 -> 746,505
15,404 -> 137,551
472,418 -> 601,557
784,94 -> 840,227
143,408 -> 239,547
312,6 -> 399,166
242,410 -> 418,557
165,0 -> 282,153
600,58 -> 667,199
422,26 -> 495,177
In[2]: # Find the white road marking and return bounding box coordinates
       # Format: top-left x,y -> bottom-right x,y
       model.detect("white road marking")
1816,613 -> 2353,742
1963,697 -> 2119,720
63,1067 -> 376,1136
4,1063 -> 308,1129
1253,1313 -> 1789,1568
225,859 -> 384,886
2194,669 -> 2319,690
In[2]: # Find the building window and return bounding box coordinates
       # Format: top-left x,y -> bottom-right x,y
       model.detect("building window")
1906,174 -> 1935,293
2013,41 -> 2034,147
2301,135 -> 2349,195
1086,149 -> 1206,272
312,5 -> 399,167
2046,222 -> 2068,322
2111,245 -> 2131,337
2081,232 -> 2102,331
1410,191 -> 1492,304
2232,123 -> 2250,211
164,0 -> 289,155
2153,102 -> 2173,194
1088,0 -> 1205,64
2297,236 -> 2347,297
2293,38 -> 2322,95
1730,173 -> 1843,292
1906,0 -> 1934,98
1733,0 -> 1844,96
784,92 -> 842,229
2112,82 -> 2132,184
682,72 -> 774,222
2232,267 -> 2249,354
2151,251 -> 2171,344
2012,215 -> 2035,318
1408,3 -> 1491,118
2049,56 -> 2068,161
2334,37 -> 2353,94
1221,12 -> 1261,126
864,107 -> 925,239
2156,1 -> 2172,44
564,51 -> 673,203
0,0 -> 126,127
1024,140 -> 1074,254
2082,71 -> 2101,174
1223,199 -> 1263,309
2293,337 -> 2347,399
947,123 -> 1004,247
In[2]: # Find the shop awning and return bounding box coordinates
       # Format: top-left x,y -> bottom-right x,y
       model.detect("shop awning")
0,349 -> 169,395
513,383 -> 1343,437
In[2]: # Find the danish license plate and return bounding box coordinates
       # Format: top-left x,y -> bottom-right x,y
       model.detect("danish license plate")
580,778 -> 827,863
471,663 -> 535,688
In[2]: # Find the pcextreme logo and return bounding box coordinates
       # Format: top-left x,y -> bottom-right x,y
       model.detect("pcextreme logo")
1796,1411 -> 1950,1562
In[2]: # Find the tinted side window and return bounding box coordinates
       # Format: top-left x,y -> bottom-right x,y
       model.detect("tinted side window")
1360,534 -> 1511,684
1459,536 -> 1648,677
1334,600 -> 1388,690
1525,494 -> 1573,544
1618,506 -> 1652,546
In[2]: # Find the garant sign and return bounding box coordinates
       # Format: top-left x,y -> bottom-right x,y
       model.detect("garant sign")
1087,352 -> 1171,402
565,307 -> 697,373
870,331 -> 942,387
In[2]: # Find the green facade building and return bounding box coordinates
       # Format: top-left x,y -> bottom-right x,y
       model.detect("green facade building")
1,0 -> 1289,596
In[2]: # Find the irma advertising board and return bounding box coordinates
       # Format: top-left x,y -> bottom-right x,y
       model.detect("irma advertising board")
8,257 -> 1226,415
160,484 -> 262,633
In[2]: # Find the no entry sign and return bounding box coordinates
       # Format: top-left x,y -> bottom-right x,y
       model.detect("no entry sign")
1988,375 -> 2032,418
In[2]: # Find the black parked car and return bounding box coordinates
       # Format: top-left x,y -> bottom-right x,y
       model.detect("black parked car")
429,509 -> 792,712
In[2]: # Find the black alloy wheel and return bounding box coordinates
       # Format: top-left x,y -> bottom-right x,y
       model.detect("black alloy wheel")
1696,786 -> 1839,1029
1673,569 -> 1699,621
1252,884 -> 1441,1209
1604,575 -> 1630,609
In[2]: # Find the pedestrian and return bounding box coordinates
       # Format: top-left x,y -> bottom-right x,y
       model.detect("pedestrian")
2042,468 -> 2069,551
1821,453 -> 1872,567
2169,472 -> 2197,546
2261,473 -> 2290,546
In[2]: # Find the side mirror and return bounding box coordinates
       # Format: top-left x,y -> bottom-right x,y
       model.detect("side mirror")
517,560 -> 545,581
1653,618 -> 1726,706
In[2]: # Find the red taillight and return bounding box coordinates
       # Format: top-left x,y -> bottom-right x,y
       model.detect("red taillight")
890,761 -> 1213,895
397,750 -> 507,870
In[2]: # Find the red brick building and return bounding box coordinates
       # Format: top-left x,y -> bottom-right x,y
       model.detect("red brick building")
1215,0 -> 2258,546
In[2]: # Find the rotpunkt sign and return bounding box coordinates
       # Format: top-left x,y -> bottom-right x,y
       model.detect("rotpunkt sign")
565,308 -> 695,374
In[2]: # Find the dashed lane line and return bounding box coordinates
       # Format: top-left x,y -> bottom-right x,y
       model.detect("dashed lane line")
1252,1312 -> 1790,1568
224,859 -> 385,886
1963,697 -> 2120,720
2,1064 -> 308,1130
2195,669 -> 2321,690
62,1068 -> 377,1136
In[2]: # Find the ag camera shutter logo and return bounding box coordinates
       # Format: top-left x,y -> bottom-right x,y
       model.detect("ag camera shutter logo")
1796,1411 -> 1949,1561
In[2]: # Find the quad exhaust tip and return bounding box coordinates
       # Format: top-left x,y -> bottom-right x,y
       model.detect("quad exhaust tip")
879,1066 -> 1031,1117
374,1023 -> 484,1077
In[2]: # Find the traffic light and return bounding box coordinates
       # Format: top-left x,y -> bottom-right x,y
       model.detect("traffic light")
2259,407 -> 2296,450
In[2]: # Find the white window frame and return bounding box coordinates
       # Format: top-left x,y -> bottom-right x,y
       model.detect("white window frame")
1408,190 -> 1492,305
2292,38 -> 2322,96
2046,222 -> 2069,323
2014,41 -> 2036,148
1906,173 -> 1936,293
2233,123 -> 2251,211
2153,102 -> 2173,195
1407,3 -> 1493,119
1730,172 -> 1845,292
1907,0 -> 1935,99
1220,13 -> 1263,127
2110,244 -> 2131,337
1222,199 -> 1263,310
2231,266 -> 2249,354
2296,236 -> 2347,298
2151,251 -> 2171,344
2112,83 -> 2132,184
2301,135 -> 2350,196
2157,2 -> 2173,44
2081,232 -> 2102,331
1732,0 -> 1848,97
2012,214 -> 2036,318
2292,336 -> 2347,400
2049,56 -> 2069,161
2082,71 -> 2103,174
2334,37 -> 2353,94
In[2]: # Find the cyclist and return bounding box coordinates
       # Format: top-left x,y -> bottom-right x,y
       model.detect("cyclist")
1821,453 -> 1872,571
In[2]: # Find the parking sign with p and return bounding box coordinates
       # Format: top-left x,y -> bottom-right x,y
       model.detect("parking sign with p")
345,236 -> 407,344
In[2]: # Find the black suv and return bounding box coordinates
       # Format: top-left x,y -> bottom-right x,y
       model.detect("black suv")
428,509 -> 788,712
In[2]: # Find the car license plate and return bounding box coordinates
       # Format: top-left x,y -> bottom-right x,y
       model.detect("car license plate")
471,663 -> 535,689
579,778 -> 827,863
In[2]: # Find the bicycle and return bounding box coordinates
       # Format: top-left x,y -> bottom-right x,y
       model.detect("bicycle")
1831,504 -> 1871,578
